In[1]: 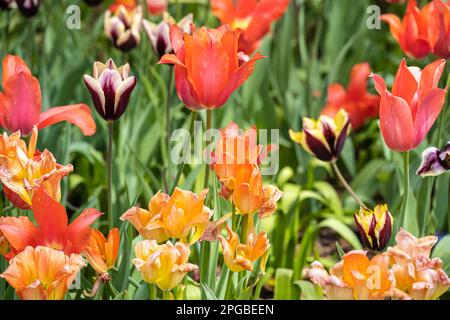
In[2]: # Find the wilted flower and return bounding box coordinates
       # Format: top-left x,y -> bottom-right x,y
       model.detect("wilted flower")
321,63 -> 380,130
0,55 -> 96,136
0,187 -> 102,259
83,228 -> 120,275
307,251 -> 394,300
417,142 -> 450,177
289,109 -> 351,162
1,246 -> 85,300
387,229 -> 450,300
133,240 -> 197,291
16,0 -> 40,17
143,12 -> 193,59
218,224 -> 270,272
83,59 -> 137,122
372,59 -> 446,152
146,0 -> 168,16
104,4 -> 142,51
0,127 -> 73,209
159,24 -> 264,111
382,0 -> 450,59
354,204 -> 393,251
211,0 -> 290,54
121,188 -> 213,244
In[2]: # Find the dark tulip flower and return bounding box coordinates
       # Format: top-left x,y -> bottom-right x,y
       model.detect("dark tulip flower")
16,0 -> 40,17
417,142 -> 450,177
83,59 -> 137,122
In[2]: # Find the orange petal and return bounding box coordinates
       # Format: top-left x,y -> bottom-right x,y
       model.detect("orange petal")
2,55 -> 32,88
342,250 -> 370,287
66,208 -> 102,254
0,216 -> 38,254
37,104 -> 96,136
347,63 -> 371,101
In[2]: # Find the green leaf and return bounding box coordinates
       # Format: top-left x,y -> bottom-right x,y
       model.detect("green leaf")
318,218 -> 362,250
294,280 -> 323,300
200,283 -> 218,300
274,268 -> 294,300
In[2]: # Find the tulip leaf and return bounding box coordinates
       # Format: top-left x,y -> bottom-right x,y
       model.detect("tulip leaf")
317,218 -> 362,250
274,268 -> 294,300
200,283 -> 218,300
294,280 -> 323,300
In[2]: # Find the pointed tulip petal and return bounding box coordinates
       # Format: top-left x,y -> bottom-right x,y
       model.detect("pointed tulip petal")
38,104 -> 96,136
66,208 -> 102,254
0,216 -> 38,254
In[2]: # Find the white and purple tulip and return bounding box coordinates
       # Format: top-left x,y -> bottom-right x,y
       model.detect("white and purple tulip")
83,59 -> 137,122
16,0 -> 40,16
104,5 -> 142,52
417,142 -> 450,177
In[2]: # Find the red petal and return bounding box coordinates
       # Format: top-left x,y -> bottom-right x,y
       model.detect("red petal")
66,208 -> 102,254
372,74 -> 387,95
419,59 -> 446,97
379,92 -> 415,152
326,83 -> 346,106
0,216 -> 38,253
174,64 -> 202,110
392,59 -> 418,106
37,104 -> 96,136
31,187 -> 68,247
2,55 -> 32,88
347,63 -> 371,101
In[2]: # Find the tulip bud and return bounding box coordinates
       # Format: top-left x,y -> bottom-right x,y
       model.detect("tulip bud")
354,204 -> 393,251
143,12 -> 193,59
417,142 -> 450,177
83,59 -> 137,122
104,5 -> 142,51
83,0 -> 103,6
289,109 -> 351,162
16,0 -> 40,17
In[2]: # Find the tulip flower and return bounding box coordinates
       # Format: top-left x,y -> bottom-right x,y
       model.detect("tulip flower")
211,0 -> 290,54
0,0 -> 14,9
218,224 -> 270,272
417,142 -> 450,177
0,55 -> 96,136
133,240 -> 198,291
307,251 -> 394,300
159,24 -> 264,111
83,228 -> 120,275
387,229 -> 450,300
321,63 -> 380,130
0,231 -> 9,255
15,0 -> 40,17
0,127 -> 73,209
1,246 -> 85,300
104,4 -> 142,51
289,109 -> 351,162
354,204 -> 393,251
109,0 -> 136,12
0,187 -> 102,259
146,0 -> 168,16
372,59 -> 446,152
83,59 -> 137,122
143,13 -> 193,59
121,188 -> 213,244
382,0 -> 450,59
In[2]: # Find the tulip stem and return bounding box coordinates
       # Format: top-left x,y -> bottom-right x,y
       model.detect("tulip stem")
163,290 -> 171,300
398,151 -> 410,231
203,110 -> 213,189
225,269 -> 234,300
331,162 -> 366,209
107,121 -> 114,230
170,112 -> 198,194
149,284 -> 156,300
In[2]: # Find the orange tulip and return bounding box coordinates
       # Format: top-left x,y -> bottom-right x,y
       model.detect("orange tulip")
372,59 -> 446,152
382,0 -> 450,59
159,24 -> 264,111
133,240 -> 197,291
1,246 -> 85,300
121,188 -> 213,244
0,230 -> 9,255
83,228 -> 120,275
109,0 -> 136,12
387,229 -> 450,300
0,55 -> 96,136
321,63 -> 380,130
218,223 -> 270,272
0,187 -> 102,259
0,127 -> 73,209
211,0 -> 290,54
307,251 -> 394,300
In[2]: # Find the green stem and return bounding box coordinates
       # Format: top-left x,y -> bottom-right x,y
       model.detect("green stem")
107,121 -> 114,230
203,110 -> 212,189
331,162 -> 366,209
149,284 -> 156,300
107,281 -> 119,297
166,69 -> 174,182
170,112 -> 198,194
398,151 -> 410,231
224,269 -> 234,300
162,290 -> 171,300
241,214 -> 250,244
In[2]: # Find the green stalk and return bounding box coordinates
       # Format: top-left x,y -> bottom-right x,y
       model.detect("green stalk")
241,214 -> 250,244
107,121 -> 114,230
398,151 -> 410,231
203,110 -> 212,189
224,269 -> 234,300
331,162 -> 366,209
149,284 -> 156,300
165,70 -> 174,184
162,290 -> 171,300
170,111 -> 198,194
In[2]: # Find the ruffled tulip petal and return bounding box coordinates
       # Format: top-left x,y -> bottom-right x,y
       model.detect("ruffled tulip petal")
37,104 -> 96,136
0,216 -> 38,254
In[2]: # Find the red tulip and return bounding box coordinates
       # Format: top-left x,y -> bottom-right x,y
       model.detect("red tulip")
159,24 -> 264,111
0,187 -> 102,259
0,55 -> 96,136
211,0 -> 290,54
322,63 -> 380,130
372,59 -> 446,152
146,0 -> 168,16
382,0 -> 450,59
